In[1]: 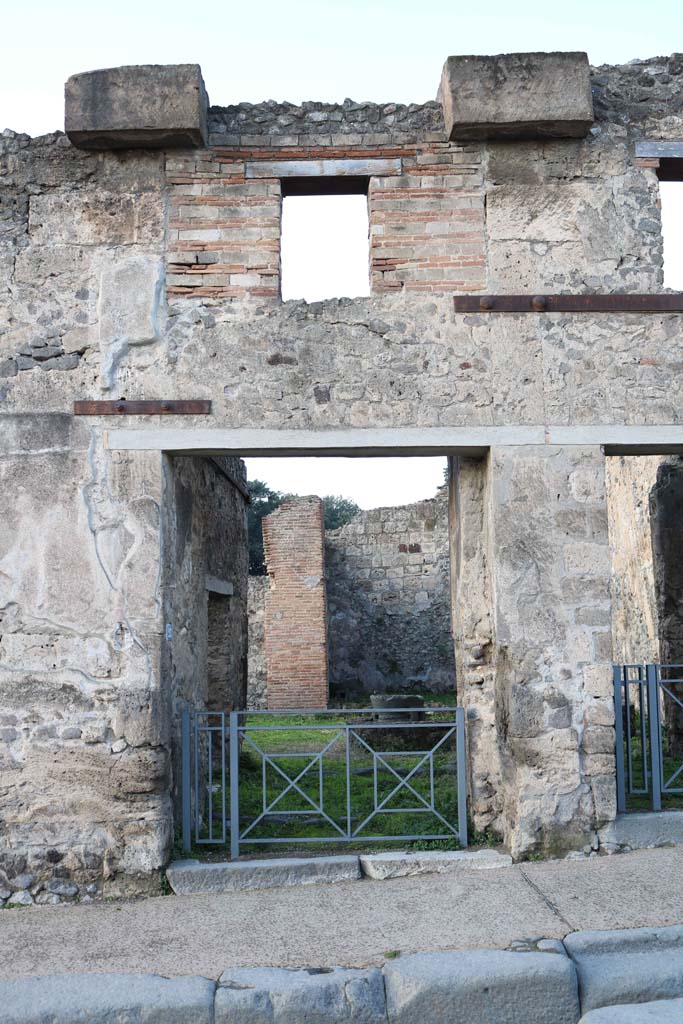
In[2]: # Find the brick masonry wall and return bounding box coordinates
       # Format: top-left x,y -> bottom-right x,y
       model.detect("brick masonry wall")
262,497 -> 329,709
165,135 -> 484,299
325,487 -> 454,697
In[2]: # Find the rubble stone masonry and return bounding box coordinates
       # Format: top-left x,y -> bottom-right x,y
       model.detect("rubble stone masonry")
326,488 -> 454,697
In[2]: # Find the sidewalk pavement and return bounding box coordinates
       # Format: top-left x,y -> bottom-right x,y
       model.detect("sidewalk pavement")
1,846 -> 682,982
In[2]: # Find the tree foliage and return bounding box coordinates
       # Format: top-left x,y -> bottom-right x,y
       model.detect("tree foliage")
321,494 -> 361,532
247,481 -> 360,575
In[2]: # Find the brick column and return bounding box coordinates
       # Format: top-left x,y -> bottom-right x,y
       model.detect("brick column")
262,497 -> 329,709
451,447 -> 616,858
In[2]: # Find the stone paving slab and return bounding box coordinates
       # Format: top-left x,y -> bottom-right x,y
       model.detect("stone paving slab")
1,848 -> 683,981
521,849 -> 683,933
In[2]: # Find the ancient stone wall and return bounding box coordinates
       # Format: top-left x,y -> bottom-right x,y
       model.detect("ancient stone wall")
165,137 -> 484,300
325,487 -> 454,697
262,497 -> 328,709
0,416 -> 170,897
452,447 -> 616,857
161,455 -> 249,808
606,456 -> 662,665
247,576 -> 268,710
448,456 -> 501,834
2,53 -> 683,880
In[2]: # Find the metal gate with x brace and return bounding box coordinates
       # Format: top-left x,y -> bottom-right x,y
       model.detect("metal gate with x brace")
181,706 -> 468,856
614,664 -> 683,812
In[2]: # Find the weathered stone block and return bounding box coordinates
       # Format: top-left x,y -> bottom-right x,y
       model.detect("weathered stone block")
65,65 -> 209,149
565,924 -> 683,1012
383,949 -> 579,1024
359,849 -> 512,879
215,967 -> 386,1024
0,973 -> 215,1023
580,999 -> 683,1023
438,52 -> 594,141
166,855 -> 361,894
599,811 -> 683,852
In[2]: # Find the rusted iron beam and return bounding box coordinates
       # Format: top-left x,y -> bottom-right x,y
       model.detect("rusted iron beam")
453,294 -> 683,313
74,399 -> 211,416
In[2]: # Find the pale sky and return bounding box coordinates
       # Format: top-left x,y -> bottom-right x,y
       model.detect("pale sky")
2,0 -> 681,508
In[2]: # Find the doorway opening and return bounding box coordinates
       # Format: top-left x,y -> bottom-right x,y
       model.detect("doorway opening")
606,453 -> 683,813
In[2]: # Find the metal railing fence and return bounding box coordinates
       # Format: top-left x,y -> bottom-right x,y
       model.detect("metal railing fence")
614,664 -> 683,812
181,706 -> 468,857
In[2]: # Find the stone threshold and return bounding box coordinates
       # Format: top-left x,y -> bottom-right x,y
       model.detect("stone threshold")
166,848 -> 512,895
599,811 -> 683,853
5,925 -> 683,1023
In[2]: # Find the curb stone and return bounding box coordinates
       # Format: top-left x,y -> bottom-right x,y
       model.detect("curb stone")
564,925 -> 683,1012
0,973 -> 215,1024
4,930 -> 683,1023
216,966 -> 386,1023
383,949 -> 580,1024
580,998 -> 683,1022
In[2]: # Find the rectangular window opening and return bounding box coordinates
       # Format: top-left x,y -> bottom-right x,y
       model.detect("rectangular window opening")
280,178 -> 370,302
659,179 -> 683,290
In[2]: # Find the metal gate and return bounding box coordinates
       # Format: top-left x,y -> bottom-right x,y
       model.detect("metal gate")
614,664 -> 683,812
181,706 -> 468,857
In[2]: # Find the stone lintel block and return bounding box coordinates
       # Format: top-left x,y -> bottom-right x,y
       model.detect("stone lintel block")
65,64 -> 208,149
166,855 -> 361,894
438,52 -> 594,141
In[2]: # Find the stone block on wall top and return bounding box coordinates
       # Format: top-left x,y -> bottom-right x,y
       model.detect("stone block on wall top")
438,52 -> 594,141
65,64 -> 208,149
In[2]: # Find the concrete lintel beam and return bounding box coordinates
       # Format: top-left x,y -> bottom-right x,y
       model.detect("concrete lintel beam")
106,426 -> 543,456
65,64 -> 209,150
438,51 -> 594,141
106,424 -> 683,456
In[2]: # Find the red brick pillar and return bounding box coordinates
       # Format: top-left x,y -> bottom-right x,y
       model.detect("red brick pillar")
262,497 -> 329,709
